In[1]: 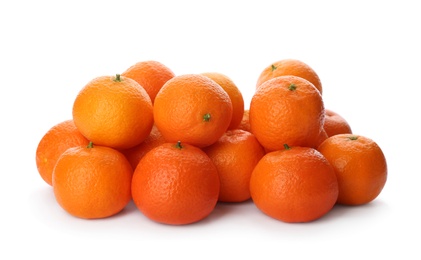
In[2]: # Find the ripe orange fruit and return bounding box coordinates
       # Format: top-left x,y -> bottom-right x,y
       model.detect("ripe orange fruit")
249,75 -> 324,151
153,74 -> 233,148
72,74 -> 154,150
121,60 -> 175,103
250,145 -> 338,223
131,142 -> 220,225
256,58 -> 323,94
323,109 -> 352,137
120,124 -> 166,170
203,129 -> 265,202
317,134 -> 387,205
36,119 -> 90,186
237,109 -> 251,132
201,72 -> 244,130
52,142 -> 133,219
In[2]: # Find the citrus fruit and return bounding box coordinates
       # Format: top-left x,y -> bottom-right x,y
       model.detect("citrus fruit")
201,72 -> 244,130
35,119 -> 90,186
153,74 -> 233,148
121,60 -> 175,103
131,141 -> 220,225
256,58 -> 323,94
72,74 -> 154,150
250,144 -> 338,223
317,134 -> 387,205
249,75 -> 324,151
203,129 -> 265,202
52,142 -> 133,219
323,109 -> 352,137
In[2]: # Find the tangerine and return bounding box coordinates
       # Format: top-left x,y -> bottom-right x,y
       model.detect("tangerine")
131,141 -> 220,225
317,134 -> 387,205
53,142 -> 133,219
153,74 -> 232,148
35,119 -> 89,186
249,75 -> 324,151
203,129 -> 265,202
72,74 -> 154,150
323,109 -> 352,137
201,72 -> 244,130
250,144 -> 338,223
121,60 -> 175,103
256,58 -> 323,94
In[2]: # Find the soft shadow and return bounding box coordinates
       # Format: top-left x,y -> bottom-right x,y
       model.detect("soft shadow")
197,199 -> 255,225
113,200 -> 139,218
314,199 -> 389,223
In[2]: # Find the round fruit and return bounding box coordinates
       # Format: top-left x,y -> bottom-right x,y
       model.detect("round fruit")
72,74 -> 154,150
203,129 -> 265,202
131,142 -> 220,225
323,109 -> 352,137
121,60 -> 175,103
317,134 -> 387,205
52,142 -> 133,219
35,119 -> 90,186
153,74 -> 233,148
249,75 -> 324,151
201,72 -> 245,130
250,145 -> 338,223
256,58 -> 323,94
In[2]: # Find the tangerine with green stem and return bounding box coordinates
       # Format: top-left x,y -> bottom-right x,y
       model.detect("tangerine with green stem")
201,72 -> 245,130
72,74 -> 154,150
249,75 -> 325,151
250,144 -> 338,223
256,58 -> 323,94
53,141 -> 133,219
131,141 -> 220,225
317,134 -> 387,205
153,74 -> 233,148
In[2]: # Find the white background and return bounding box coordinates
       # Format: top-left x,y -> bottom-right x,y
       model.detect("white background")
1,0 -> 420,259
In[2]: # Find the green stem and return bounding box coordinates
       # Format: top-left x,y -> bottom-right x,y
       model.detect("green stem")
114,74 -> 122,82
87,141 -> 94,148
203,113 -> 211,122
288,84 -> 297,91
175,141 -> 183,149
283,143 -> 291,150
271,64 -> 277,71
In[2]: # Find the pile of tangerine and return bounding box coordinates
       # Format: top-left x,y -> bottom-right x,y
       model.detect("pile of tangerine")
35,59 -> 387,225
